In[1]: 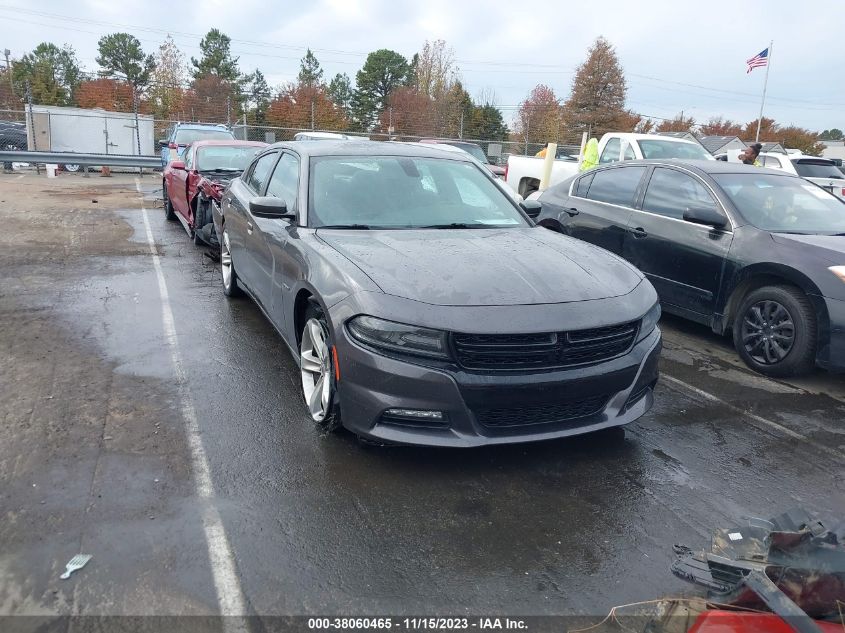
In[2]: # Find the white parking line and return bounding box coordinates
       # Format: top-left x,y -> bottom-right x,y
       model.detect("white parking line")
136,179 -> 248,625
661,374 -> 805,440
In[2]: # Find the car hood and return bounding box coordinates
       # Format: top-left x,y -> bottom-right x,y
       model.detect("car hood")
772,233 -> 845,263
317,228 -> 643,306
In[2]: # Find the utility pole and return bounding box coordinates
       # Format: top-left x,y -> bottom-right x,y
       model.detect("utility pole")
226,95 -> 231,128
311,99 -> 315,131
3,49 -> 13,97
25,80 -> 40,175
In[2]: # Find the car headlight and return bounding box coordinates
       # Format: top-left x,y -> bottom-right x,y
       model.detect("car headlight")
829,266 -> 845,283
347,316 -> 451,359
637,302 -> 662,341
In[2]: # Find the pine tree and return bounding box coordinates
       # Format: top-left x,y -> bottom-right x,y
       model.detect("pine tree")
297,49 -> 324,88
191,29 -> 240,81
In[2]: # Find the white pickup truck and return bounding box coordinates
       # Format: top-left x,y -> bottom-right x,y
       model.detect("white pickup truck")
506,132 -> 714,196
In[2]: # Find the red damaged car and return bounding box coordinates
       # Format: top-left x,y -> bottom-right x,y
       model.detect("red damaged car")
162,140 -> 267,245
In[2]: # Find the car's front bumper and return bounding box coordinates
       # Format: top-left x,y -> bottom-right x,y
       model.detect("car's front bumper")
333,325 -> 661,447
817,296 -> 845,372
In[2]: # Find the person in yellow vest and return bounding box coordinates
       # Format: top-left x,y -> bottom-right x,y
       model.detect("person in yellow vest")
535,143 -> 549,158
579,138 -> 599,171
740,143 -> 763,167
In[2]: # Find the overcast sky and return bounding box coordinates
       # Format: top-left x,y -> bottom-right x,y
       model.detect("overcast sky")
1,0 -> 842,132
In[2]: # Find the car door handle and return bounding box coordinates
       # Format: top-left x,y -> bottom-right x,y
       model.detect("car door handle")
247,221 -> 253,235
630,226 -> 648,238
564,207 -> 580,216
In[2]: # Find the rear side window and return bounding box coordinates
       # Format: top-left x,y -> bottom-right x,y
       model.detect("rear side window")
574,172 -> 594,197
642,167 -> 718,220
599,138 -> 621,164
245,152 -> 278,194
585,167 -> 646,207
266,153 -> 300,210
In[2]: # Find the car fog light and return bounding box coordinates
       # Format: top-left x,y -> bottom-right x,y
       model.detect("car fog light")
384,408 -> 444,420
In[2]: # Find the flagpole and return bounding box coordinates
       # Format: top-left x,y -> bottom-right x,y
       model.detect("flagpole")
755,40 -> 773,143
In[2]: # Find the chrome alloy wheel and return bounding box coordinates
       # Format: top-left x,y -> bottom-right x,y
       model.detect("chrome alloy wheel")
741,299 -> 795,365
300,318 -> 332,422
221,231 -> 233,291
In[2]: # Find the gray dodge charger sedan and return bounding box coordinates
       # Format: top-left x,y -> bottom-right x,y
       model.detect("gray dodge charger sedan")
213,141 -> 662,447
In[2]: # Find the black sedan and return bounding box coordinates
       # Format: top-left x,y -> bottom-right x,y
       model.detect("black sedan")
214,141 -> 662,447
535,160 -> 845,376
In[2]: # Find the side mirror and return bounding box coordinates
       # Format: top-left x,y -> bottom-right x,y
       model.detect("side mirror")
521,199 -> 542,219
170,160 -> 186,171
250,197 -> 296,220
158,139 -> 168,148
683,204 -> 727,228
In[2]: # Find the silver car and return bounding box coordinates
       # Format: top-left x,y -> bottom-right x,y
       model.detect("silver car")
213,141 -> 662,447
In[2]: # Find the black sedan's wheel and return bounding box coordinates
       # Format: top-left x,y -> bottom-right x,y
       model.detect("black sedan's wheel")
163,182 -> 176,221
299,304 -> 340,432
220,230 -> 242,298
733,285 -> 816,377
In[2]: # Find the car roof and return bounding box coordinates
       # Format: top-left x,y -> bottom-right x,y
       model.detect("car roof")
191,140 -> 267,148
262,140 -> 476,161
611,133 -> 700,145
175,123 -> 230,130
595,159 -> 798,177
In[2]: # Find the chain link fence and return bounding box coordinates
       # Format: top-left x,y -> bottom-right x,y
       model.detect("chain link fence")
1,106 -> 588,170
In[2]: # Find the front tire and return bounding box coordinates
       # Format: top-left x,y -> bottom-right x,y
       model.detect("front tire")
220,229 -> 242,297
733,285 -> 816,377
299,304 -> 341,432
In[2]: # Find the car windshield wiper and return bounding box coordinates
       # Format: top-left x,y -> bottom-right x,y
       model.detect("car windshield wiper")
420,222 -> 500,229
318,224 -> 372,230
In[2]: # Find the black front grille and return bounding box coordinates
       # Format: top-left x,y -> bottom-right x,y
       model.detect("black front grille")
475,394 -> 610,429
453,321 -> 639,371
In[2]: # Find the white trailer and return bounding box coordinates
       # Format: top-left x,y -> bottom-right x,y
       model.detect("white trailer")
26,105 -> 155,156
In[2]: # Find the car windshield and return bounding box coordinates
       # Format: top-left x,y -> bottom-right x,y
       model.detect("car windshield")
196,145 -> 262,172
309,155 -> 528,229
713,173 -> 845,233
174,128 -> 234,145
445,142 -> 488,163
791,159 -> 844,179
639,140 -> 713,161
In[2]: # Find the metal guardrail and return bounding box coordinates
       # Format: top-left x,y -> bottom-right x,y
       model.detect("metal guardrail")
0,150 -> 160,169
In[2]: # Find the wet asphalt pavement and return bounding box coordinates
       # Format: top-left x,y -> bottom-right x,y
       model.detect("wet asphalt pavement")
1,174 -> 844,624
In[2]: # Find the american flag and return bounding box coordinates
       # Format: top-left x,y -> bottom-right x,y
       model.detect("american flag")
746,48 -> 769,73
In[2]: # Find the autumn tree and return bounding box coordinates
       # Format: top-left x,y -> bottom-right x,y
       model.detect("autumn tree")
514,84 -> 561,147
266,84 -> 347,131
297,49 -> 323,88
743,116 -> 777,142
353,49 -> 410,129
380,86 -> 436,137
327,73 -> 354,120
0,68 -> 18,108
191,29 -> 240,81
12,43 -> 81,106
562,36 -> 627,135
699,116 -> 743,137
656,111 -> 696,133
776,126 -> 824,156
612,110 -> 654,133
75,78 -> 135,111
182,75 -> 238,123
412,40 -> 457,99
149,35 -> 186,120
